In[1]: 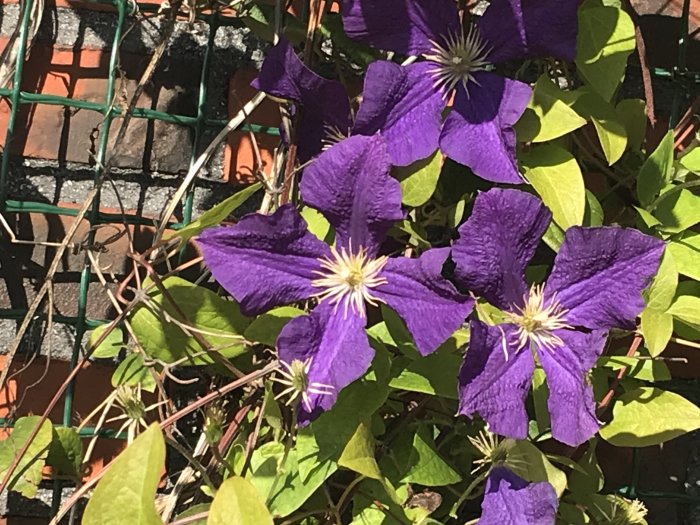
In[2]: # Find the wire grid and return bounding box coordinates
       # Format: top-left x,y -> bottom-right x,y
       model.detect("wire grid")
0,0 -> 697,519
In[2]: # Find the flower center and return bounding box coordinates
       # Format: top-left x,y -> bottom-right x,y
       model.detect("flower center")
273,358 -> 336,412
424,25 -> 492,96
312,244 -> 389,318
321,125 -> 349,151
507,284 -> 572,353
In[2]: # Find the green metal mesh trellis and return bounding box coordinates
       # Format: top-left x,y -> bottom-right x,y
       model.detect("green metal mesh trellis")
0,0 -> 697,519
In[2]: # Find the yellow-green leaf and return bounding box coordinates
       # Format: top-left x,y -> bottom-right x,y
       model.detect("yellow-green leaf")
168,183 -> 262,243
82,423 -> 165,525
89,324 -> 125,359
396,152 -> 442,207
339,420 -> 383,480
600,387 -> 700,447
0,416 -> 53,498
576,5 -> 635,101
616,99 -> 647,152
510,440 -> 567,497
637,131 -> 674,207
522,145 -> 585,229
640,309 -> 673,357
668,232 -> 700,281
515,75 -> 586,143
207,477 -> 273,525
668,295 -> 700,330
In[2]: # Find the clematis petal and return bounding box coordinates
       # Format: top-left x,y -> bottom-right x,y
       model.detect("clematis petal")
277,301 -> 374,424
452,188 -> 551,311
537,329 -> 607,447
439,73 -> 532,183
198,204 -> 330,316
479,467 -> 559,525
546,227 -> 665,331
251,37 -> 351,161
353,61 -> 445,166
373,248 -> 474,356
478,0 -> 578,63
300,134 -> 404,256
458,321 -> 534,440
340,0 -> 459,56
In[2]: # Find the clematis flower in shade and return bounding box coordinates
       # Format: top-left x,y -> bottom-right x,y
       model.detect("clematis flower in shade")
340,0 -> 579,181
452,188 -> 665,446
198,134 -> 473,423
479,467 -> 558,525
252,37 -> 444,167
251,37 -> 352,162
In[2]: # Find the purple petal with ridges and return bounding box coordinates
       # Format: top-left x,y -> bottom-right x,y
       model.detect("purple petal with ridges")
537,329 -> 607,447
277,301 -> 374,424
300,135 -> 404,255
198,204 -> 330,316
251,37 -> 351,161
439,73 -> 532,183
478,0 -> 578,63
452,188 -> 551,311
353,61 -> 445,166
479,467 -> 558,525
458,321 -> 533,440
340,0 -> 459,55
546,227 -> 665,331
374,248 -> 473,356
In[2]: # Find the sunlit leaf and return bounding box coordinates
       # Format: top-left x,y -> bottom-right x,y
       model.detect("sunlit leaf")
395,151 -> 442,207
207,476 -> 273,525
0,416 -> 53,498
637,132 -> 674,207
339,420 -> 383,480
600,387 -> 700,447
89,324 -> 125,359
82,423 -> 165,525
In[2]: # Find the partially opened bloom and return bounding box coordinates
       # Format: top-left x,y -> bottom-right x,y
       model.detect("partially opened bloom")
452,189 -> 664,446
253,37 -> 443,167
341,0 -> 578,181
198,135 -> 473,423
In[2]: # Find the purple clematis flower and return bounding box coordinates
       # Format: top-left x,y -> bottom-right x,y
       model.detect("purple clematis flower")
479,467 -> 558,525
452,188 -> 665,446
253,37 -> 442,167
252,37 -> 352,163
340,0 -> 578,181
198,135 -> 473,423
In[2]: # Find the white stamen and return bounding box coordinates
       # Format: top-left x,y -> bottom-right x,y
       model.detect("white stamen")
321,124 -> 349,151
423,25 -> 492,98
506,284 -> 572,353
311,242 -> 389,318
272,357 -> 335,412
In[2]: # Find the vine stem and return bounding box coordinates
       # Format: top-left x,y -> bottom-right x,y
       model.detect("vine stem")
449,470 -> 490,518
597,334 -> 643,416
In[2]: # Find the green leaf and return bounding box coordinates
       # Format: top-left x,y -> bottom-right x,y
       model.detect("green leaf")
668,295 -> 700,330
522,145 -> 586,229
637,132 -> 674,207
679,146 -> 700,173
395,152 -> 442,207
568,441 -> 604,494
89,324 -> 125,359
616,99 -> 647,152
83,423 -> 165,525
532,368 -> 551,434
600,387 -> 700,447
168,183 -> 262,243
598,356 -> 670,381
574,90 -> 627,165
400,426 -> 461,486
112,353 -> 156,393
509,440 -> 567,497
668,232 -> 700,281
300,207 -> 333,243
542,221 -> 565,251
175,504 -> 209,525
296,356 -> 390,482
515,75 -> 586,143
583,190 -> 605,227
247,442 -> 337,517
244,306 -> 304,347
0,416 -> 53,497
645,251 -> 678,311
654,188 -> 700,234
339,420 -> 383,480
47,427 -> 83,478
575,5 -> 635,101
640,309 -> 674,357
130,276 -> 250,366
207,476 -> 273,525
389,352 -> 461,399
